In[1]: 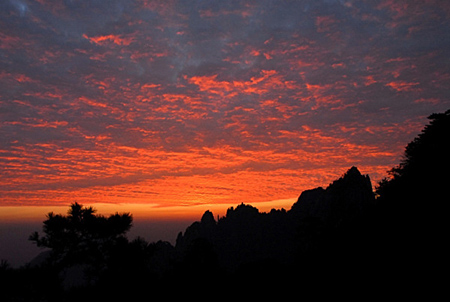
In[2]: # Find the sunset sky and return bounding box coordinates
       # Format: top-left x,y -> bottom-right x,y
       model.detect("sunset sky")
1,0 -> 450,220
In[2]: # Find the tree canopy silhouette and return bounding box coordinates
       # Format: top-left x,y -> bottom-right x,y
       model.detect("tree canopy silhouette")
29,202 -> 132,266
376,109 -> 450,202
374,110 -> 449,283
2,109 -> 445,300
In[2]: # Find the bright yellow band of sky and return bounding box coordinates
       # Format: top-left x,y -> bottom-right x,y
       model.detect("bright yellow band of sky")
0,198 -> 297,223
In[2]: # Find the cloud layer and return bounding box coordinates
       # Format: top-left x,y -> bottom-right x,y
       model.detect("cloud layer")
1,0 -> 450,206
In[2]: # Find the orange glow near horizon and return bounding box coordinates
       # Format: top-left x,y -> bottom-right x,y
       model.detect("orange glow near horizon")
0,198 -> 298,224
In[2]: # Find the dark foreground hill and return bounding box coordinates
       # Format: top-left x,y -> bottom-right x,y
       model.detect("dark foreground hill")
1,109 -> 448,300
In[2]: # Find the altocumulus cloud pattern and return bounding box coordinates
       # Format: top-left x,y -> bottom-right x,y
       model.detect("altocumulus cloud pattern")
1,0 -> 450,206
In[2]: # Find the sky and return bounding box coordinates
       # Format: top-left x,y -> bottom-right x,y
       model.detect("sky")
1,0 -> 450,218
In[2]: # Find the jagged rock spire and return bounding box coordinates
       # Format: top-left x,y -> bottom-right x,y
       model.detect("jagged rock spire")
290,167 -> 374,225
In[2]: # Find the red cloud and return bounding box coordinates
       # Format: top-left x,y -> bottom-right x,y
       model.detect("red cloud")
186,70 -> 292,97
83,34 -> 135,46
386,81 -> 421,92
1,0 -> 447,211
315,15 -> 337,33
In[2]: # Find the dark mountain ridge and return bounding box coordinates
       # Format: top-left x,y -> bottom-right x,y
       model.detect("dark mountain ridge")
2,109 -> 448,300
175,166 -> 375,272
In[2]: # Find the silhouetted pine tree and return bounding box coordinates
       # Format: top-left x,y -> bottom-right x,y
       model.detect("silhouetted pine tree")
376,109 -> 450,203
29,202 -> 133,269
375,109 -> 449,287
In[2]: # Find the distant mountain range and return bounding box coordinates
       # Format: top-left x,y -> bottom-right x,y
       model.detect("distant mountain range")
175,166 -> 375,272
3,109 -> 449,300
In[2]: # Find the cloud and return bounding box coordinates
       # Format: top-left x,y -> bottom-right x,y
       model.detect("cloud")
1,0 -> 450,206
83,34 -> 135,46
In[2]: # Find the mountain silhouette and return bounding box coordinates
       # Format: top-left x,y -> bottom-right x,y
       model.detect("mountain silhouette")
175,166 -> 375,275
291,166 -> 374,223
1,109 -> 448,300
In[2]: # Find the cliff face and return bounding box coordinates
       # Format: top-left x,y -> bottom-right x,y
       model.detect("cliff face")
175,167 -> 375,271
290,166 -> 375,227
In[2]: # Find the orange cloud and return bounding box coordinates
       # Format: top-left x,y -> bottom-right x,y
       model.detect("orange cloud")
187,74 -> 234,95
83,34 -> 135,46
186,70 -> 292,98
14,74 -> 36,83
1,0 -> 446,217
386,81 -> 421,92
364,75 -> 377,86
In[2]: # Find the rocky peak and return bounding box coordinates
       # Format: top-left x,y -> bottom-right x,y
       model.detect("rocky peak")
327,166 -> 372,193
201,210 -> 216,226
225,203 -> 259,219
290,167 -> 375,225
